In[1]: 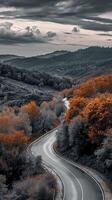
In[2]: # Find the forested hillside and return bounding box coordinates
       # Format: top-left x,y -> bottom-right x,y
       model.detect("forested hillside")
0,47 -> 112,198
0,95 -> 66,199
0,64 -> 72,106
57,74 -> 112,181
1,47 -> 112,83
0,47 -> 112,108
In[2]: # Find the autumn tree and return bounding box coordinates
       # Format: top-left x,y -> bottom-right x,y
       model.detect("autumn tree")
60,74 -> 112,100
59,87 -> 75,98
0,131 -> 29,146
65,96 -> 88,122
0,106 -> 32,136
82,93 -> 112,142
57,74 -> 112,180
0,109 -> 14,134
75,74 -> 112,98
21,101 -> 40,120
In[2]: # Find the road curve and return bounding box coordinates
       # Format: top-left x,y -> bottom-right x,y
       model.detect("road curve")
30,130 -> 104,200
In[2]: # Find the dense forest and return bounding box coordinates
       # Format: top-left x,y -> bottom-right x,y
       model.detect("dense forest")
0,96 -> 66,200
1,57 -> 112,199
0,64 -> 72,91
1,47 -> 112,83
0,63 -> 72,107
0,140 -> 57,200
0,56 -> 71,200
57,74 -> 112,181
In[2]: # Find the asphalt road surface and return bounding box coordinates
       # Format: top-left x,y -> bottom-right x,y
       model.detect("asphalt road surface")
30,130 -> 104,200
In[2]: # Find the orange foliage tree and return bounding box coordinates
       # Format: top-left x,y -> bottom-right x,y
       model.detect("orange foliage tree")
82,93 -> 112,141
75,74 -> 112,98
0,131 -> 29,145
0,114 -> 13,133
21,101 -> 40,119
64,74 -> 112,144
0,107 -> 16,133
65,97 -> 88,122
59,87 -> 75,98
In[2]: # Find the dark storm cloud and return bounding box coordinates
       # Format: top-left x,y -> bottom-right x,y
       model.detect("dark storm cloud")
0,0 -> 112,12
0,0 -> 112,32
0,0 -> 112,15
0,0 -> 58,8
80,21 -> 112,32
82,16 -> 112,24
0,22 -> 57,44
73,0 -> 112,15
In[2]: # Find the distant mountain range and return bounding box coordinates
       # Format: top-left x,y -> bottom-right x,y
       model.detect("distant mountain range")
0,47 -> 112,84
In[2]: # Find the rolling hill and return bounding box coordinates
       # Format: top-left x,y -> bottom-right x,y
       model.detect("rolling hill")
0,47 -> 112,84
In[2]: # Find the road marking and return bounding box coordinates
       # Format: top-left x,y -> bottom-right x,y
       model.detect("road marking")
52,132 -> 105,200
61,158 -> 105,200
28,129 -> 105,200
43,135 -> 83,200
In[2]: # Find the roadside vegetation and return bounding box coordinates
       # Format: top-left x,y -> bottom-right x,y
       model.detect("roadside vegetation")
1,70 -> 112,198
0,140 -> 57,200
0,96 -> 65,200
57,74 -> 112,181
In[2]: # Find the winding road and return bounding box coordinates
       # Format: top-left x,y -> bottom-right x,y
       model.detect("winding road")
30,129 -> 104,200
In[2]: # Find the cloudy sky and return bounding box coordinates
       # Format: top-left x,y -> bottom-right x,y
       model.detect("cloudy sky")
0,0 -> 112,56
